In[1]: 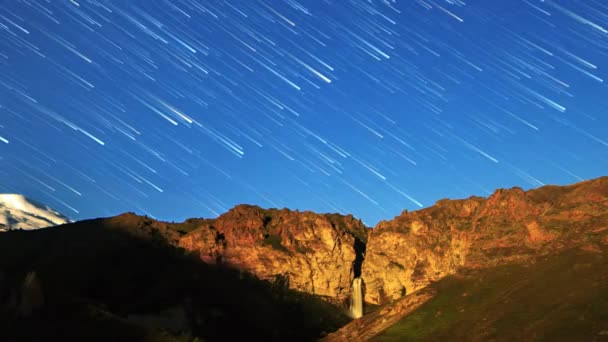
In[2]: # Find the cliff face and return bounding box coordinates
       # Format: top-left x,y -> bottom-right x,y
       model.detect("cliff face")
178,205 -> 369,302
362,177 -> 608,304
95,205 -> 368,303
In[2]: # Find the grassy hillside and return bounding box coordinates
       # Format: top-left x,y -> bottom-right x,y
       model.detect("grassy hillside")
375,248 -> 608,341
0,217 -> 349,341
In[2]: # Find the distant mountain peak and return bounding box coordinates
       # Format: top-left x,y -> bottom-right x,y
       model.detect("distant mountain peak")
0,194 -> 70,231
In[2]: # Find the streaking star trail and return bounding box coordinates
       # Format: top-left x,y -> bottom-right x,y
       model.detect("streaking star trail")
1,0 -> 607,225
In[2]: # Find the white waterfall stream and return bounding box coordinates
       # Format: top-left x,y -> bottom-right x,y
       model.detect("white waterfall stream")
349,277 -> 363,318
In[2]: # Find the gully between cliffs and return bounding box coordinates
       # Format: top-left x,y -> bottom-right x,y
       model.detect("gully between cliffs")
353,237 -> 366,278
350,235 -> 366,317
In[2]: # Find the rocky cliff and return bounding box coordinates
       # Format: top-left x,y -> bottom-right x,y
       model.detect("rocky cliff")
178,205 -> 369,303
362,176 -> 608,304
99,205 -> 369,303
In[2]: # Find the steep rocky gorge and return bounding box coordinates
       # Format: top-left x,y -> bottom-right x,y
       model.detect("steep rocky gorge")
113,176 -> 608,309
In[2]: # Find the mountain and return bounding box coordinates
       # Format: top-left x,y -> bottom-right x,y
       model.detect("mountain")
0,177 -> 607,341
0,194 -> 69,231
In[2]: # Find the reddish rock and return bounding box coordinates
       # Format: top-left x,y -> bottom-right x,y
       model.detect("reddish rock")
100,205 -> 369,303
177,205 -> 369,302
362,177 -> 608,304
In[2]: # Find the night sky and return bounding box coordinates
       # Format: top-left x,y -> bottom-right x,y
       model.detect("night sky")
1,0 -> 607,226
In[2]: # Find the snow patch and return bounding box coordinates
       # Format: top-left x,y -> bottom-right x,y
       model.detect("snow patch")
0,194 -> 70,231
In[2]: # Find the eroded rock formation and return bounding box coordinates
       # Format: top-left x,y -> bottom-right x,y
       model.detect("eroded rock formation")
362,176 -> 608,304
178,205 -> 369,302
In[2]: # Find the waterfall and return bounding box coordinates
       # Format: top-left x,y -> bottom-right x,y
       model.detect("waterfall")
349,277 -> 363,319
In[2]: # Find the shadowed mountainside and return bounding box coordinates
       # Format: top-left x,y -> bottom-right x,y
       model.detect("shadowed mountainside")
0,216 -> 350,341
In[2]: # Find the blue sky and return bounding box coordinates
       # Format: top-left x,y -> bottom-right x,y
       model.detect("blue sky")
1,0 -> 607,226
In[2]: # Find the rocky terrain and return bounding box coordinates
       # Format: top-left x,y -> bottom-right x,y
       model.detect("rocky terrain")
362,177 -> 608,304
178,205 -> 368,303
362,176 -> 608,305
96,204 -> 369,304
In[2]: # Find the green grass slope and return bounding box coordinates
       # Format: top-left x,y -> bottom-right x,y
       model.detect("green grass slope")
375,248 -> 608,341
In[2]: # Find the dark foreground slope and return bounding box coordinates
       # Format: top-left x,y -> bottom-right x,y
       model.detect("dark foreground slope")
0,217 -> 349,341
375,248 -> 608,341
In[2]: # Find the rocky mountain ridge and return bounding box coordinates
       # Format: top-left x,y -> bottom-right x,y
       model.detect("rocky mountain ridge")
177,204 -> 369,303
90,176 -> 608,310
100,204 -> 369,304
362,176 -> 608,304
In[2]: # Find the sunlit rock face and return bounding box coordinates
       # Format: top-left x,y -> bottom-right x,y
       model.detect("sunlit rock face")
362,177 -> 608,305
362,226 -> 468,305
178,204 -> 370,302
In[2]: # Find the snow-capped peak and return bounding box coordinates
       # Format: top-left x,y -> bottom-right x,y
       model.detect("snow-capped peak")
0,194 -> 70,231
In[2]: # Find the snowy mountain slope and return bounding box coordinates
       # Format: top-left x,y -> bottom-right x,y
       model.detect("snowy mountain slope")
0,194 -> 70,231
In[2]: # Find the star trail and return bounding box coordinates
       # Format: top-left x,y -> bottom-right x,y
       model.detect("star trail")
1,0 -> 607,225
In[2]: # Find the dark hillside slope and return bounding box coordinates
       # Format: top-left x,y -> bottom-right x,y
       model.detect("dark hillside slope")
0,217 -> 349,341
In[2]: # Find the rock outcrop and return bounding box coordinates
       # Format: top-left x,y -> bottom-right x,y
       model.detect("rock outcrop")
178,205 -> 369,302
362,176 -> 608,304
92,205 -> 369,303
